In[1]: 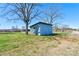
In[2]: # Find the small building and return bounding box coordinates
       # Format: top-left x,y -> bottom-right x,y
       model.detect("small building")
30,22 -> 52,35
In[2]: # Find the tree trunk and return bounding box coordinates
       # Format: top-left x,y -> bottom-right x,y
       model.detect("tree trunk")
25,22 -> 28,35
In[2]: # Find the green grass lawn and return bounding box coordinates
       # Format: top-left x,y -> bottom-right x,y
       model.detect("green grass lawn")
0,32 -> 78,56
0,32 -> 60,56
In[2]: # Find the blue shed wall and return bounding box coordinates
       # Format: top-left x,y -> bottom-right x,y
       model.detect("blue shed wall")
38,24 -> 52,35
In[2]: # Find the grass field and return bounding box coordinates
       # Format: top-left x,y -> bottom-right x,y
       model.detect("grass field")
0,32 -> 79,56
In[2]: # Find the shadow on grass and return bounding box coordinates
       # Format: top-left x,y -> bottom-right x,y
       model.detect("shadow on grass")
52,33 -> 60,36
40,33 -> 61,36
39,32 -> 68,36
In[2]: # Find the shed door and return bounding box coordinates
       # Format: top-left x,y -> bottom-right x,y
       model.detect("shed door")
33,27 -> 38,35
35,27 -> 39,35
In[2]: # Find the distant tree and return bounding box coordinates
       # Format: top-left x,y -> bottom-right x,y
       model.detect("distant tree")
22,26 -> 25,31
53,23 -> 61,32
12,26 -> 15,30
15,25 -> 19,30
61,24 -> 69,32
0,3 -> 41,35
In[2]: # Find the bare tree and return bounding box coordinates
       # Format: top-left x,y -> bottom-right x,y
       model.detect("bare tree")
0,3 -> 41,35
43,5 -> 63,26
